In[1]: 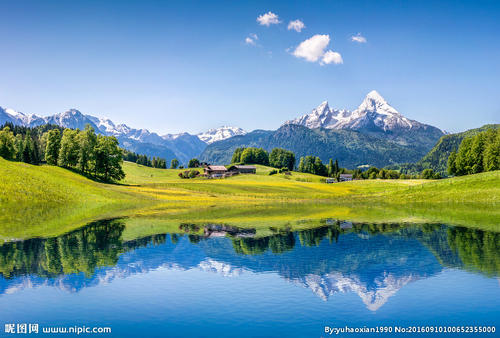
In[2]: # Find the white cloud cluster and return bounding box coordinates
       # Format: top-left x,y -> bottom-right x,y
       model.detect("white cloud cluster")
250,12 -> 346,65
257,12 -> 280,26
245,33 -> 258,45
351,33 -> 367,43
287,19 -> 305,32
292,34 -> 343,65
321,50 -> 343,65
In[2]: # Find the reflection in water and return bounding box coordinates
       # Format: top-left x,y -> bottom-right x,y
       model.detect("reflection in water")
0,219 -> 498,311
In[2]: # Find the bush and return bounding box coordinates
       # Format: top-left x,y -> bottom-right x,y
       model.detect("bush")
179,169 -> 200,179
268,169 -> 278,175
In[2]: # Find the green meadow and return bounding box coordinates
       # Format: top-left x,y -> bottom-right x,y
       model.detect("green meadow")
1,157 -> 499,241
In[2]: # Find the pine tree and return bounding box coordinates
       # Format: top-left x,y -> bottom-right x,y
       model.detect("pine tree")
328,159 -> 334,177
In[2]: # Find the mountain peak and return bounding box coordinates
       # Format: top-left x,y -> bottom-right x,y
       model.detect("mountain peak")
284,90 -> 445,136
365,90 -> 385,102
356,90 -> 401,118
197,126 -> 247,144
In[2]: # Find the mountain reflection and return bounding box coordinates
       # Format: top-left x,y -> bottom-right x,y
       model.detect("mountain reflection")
0,219 -> 498,311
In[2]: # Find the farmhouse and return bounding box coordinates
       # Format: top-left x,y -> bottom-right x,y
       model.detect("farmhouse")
204,165 -> 227,177
339,174 -> 353,182
228,165 -> 257,174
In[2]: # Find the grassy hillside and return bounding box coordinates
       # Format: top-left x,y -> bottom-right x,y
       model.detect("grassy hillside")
394,124 -> 500,174
1,159 -> 499,240
0,158 -> 153,238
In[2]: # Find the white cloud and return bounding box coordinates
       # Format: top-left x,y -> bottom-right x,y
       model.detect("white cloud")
292,34 -> 330,62
321,50 -> 343,65
245,33 -> 258,45
245,37 -> 255,45
351,33 -> 367,43
292,34 -> 343,66
287,19 -> 305,32
257,12 -> 280,26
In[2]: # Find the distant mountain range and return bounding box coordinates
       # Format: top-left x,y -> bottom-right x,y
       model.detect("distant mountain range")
0,106 -> 245,164
201,91 -> 445,167
1,90 -> 446,167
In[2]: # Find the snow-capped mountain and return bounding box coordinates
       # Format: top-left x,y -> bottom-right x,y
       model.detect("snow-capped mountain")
285,90 -> 442,135
293,271 -> 419,311
197,126 -> 247,144
0,106 -> 246,163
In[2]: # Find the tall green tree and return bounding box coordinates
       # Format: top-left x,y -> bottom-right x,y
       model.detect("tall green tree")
231,147 -> 245,163
77,124 -> 97,173
0,126 -> 16,160
45,129 -> 61,165
188,158 -> 200,168
58,129 -> 80,168
483,129 -> 500,171
269,148 -> 295,170
94,135 -> 125,181
327,159 -> 334,177
170,158 -> 179,169
21,131 -> 38,164
447,151 -> 457,175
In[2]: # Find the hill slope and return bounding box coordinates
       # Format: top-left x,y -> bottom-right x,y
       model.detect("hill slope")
393,124 -> 500,174
200,124 -> 426,168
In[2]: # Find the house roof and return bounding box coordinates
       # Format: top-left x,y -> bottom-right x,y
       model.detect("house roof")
235,165 -> 256,169
206,165 -> 227,171
340,174 -> 353,177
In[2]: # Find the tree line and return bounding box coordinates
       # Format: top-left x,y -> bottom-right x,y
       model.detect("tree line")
0,123 -> 63,165
123,150 -> 167,169
447,128 -> 500,176
231,147 -> 295,171
0,123 -> 125,181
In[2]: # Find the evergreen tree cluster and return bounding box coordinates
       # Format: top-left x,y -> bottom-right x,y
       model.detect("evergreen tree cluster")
0,123 -> 64,164
448,128 -> 500,176
123,150 -> 167,168
0,123 -> 125,182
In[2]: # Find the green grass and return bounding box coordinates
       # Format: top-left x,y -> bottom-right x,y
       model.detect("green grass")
1,158 -> 499,241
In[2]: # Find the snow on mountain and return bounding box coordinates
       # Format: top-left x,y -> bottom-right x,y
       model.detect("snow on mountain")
292,271 -> 419,311
0,106 -> 45,126
197,126 -> 247,144
0,105 -> 248,164
285,90 -> 438,134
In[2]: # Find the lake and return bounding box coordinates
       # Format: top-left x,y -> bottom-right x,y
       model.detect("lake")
0,219 -> 498,337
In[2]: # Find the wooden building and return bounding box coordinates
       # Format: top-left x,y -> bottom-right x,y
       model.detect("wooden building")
204,165 -> 227,177
339,174 -> 353,182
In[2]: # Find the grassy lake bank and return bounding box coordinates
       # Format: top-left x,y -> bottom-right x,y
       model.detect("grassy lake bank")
1,158 -> 499,240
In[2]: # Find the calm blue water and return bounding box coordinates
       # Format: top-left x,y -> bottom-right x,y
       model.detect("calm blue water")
0,220 -> 498,337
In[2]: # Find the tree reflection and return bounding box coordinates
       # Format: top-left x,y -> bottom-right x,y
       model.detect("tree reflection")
0,219 -> 498,282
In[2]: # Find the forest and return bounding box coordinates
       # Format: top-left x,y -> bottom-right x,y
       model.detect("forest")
0,123 -> 125,181
447,128 -> 500,176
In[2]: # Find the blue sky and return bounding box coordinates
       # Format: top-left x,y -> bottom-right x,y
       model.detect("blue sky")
0,0 -> 499,134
